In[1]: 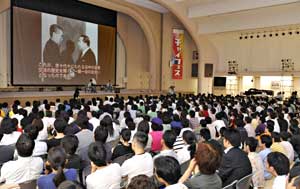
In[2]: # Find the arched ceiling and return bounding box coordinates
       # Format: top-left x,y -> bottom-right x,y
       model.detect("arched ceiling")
126,0 -> 300,34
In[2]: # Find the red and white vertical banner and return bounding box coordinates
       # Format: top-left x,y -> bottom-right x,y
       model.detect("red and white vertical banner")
172,29 -> 184,80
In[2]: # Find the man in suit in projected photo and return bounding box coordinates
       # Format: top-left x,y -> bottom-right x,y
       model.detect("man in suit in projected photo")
43,24 -> 64,64
76,35 -> 96,65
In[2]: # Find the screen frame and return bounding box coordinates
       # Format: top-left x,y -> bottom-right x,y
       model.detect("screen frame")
10,0 -> 117,86
213,77 -> 227,87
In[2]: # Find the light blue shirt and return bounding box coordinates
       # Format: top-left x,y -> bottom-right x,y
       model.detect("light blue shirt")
259,148 -> 272,180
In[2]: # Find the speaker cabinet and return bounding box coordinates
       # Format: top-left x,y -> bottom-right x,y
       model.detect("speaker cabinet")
205,64 -> 213,77
191,64 -> 198,77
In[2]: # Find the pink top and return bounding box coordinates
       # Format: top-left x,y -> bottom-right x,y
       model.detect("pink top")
150,131 -> 163,152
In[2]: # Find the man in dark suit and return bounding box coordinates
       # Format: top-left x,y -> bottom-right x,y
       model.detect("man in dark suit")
76,35 -> 96,65
218,128 -> 252,187
43,24 -> 63,64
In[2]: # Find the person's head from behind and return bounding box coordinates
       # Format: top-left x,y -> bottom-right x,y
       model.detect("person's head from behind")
223,128 -> 241,148
49,24 -> 63,44
57,180 -> 83,189
267,152 -> 289,176
132,132 -> 148,153
0,117 -> 14,134
154,156 -> 181,186
16,134 -> 35,157
182,130 -> 196,145
78,35 -> 90,51
88,142 -> 107,168
94,126 -> 108,143
47,146 -> 67,187
120,128 -> 131,143
61,135 -> 79,156
245,137 -> 258,153
266,120 -> 275,133
161,130 -> 177,150
259,134 -> 273,149
200,128 -> 211,142
195,142 -> 221,174
126,175 -> 156,189
137,120 -> 150,135
272,132 -> 281,143
54,118 -> 68,134
24,124 -> 39,140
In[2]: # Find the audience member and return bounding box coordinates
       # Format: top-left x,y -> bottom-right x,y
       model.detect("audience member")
86,142 -> 121,189
154,156 -> 187,189
37,146 -> 77,189
0,134 -> 43,184
121,132 -> 153,182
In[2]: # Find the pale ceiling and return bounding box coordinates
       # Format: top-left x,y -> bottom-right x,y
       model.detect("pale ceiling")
122,0 -> 300,34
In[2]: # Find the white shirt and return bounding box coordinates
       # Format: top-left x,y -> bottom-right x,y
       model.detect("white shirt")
121,152 -> 153,182
165,183 -> 188,189
224,146 -> 234,154
211,120 -> 226,132
280,141 -> 294,162
176,145 -> 191,164
89,117 -> 100,132
0,156 -> 43,184
0,132 -> 21,145
207,124 -> 217,139
154,149 -> 178,161
244,123 -> 256,138
81,47 -> 90,58
86,163 -> 121,189
33,140 -> 47,156
272,175 -> 287,189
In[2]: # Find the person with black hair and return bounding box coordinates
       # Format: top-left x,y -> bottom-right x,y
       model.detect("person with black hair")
23,124 -> 47,157
244,137 -> 265,188
270,132 -> 287,156
0,134 -> 43,184
61,135 -> 81,170
154,156 -> 187,189
47,118 -> 67,150
86,142 -> 122,189
0,117 -> 21,145
121,132 -> 153,182
154,130 -> 178,160
112,128 -> 134,160
199,128 -> 211,142
137,120 -> 153,151
94,126 -> 112,162
37,146 -> 77,189
244,116 -> 255,137
218,128 -> 252,187
177,130 -> 196,164
100,115 -> 119,143
75,115 -> 94,156
267,152 -> 290,189
258,134 -> 273,180
127,175 -> 156,189
280,131 -> 294,162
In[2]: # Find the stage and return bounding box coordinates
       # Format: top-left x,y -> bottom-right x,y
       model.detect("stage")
0,89 -> 164,105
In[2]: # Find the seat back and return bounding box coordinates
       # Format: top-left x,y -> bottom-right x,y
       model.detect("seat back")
180,160 -> 190,175
222,180 -> 237,189
19,179 -> 37,189
236,174 -> 253,189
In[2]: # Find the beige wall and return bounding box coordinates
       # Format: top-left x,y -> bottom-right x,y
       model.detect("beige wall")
207,29 -> 300,76
161,13 -> 198,93
117,13 -> 151,89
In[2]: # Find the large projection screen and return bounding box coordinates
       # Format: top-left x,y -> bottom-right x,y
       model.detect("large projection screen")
12,1 -> 116,85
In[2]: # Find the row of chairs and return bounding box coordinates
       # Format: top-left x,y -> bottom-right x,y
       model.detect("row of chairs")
222,174 -> 253,189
